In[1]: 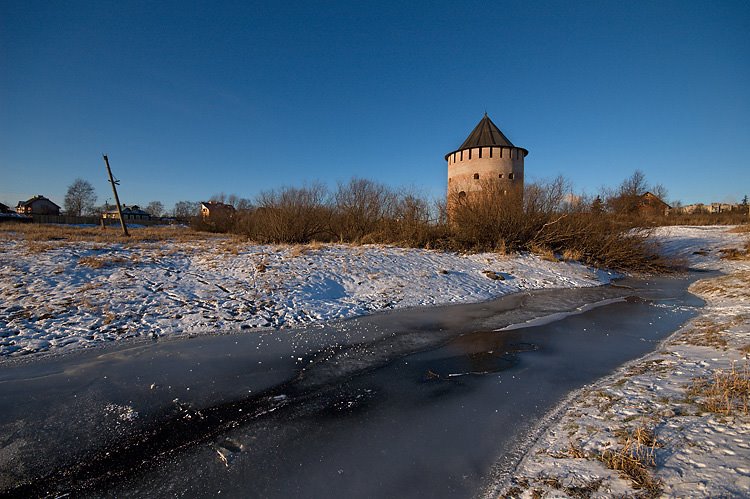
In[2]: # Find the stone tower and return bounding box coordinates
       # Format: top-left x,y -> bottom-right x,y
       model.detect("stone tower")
445,113 -> 528,202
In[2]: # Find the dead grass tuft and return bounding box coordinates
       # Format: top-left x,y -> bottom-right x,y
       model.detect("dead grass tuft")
482,270 -> 505,280
562,248 -> 583,262
683,318 -> 730,348
598,425 -> 663,496
78,256 -> 129,269
719,240 -> 750,260
728,225 -> 750,233
688,361 -> 750,415
530,244 -> 558,262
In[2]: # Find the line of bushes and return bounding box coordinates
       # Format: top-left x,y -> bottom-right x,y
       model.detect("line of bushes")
192,177 -> 680,272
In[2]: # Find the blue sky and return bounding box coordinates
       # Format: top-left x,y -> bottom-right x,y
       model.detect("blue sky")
1,0 -> 748,210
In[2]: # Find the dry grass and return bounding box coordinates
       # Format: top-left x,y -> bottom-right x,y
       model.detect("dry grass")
23,240 -> 64,254
562,248 -> 583,262
0,223 -> 220,245
288,241 -> 325,257
728,224 -> 750,233
78,256 -> 129,269
598,425 -> 663,496
682,318 -> 730,349
719,240 -> 750,260
529,244 -> 558,262
690,271 -> 750,300
688,361 -> 750,415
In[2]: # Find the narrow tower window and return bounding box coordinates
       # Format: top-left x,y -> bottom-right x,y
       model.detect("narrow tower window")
478,148 -> 483,158
460,151 -> 463,161
473,173 -> 479,180
468,149 -> 472,160
499,148 -> 503,158
489,147 -> 493,158
498,173 -> 504,179
509,173 -> 514,180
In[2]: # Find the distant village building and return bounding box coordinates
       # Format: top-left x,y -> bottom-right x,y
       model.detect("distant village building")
708,203 -> 740,214
201,201 -> 235,219
0,202 -> 30,223
674,202 -> 745,215
445,113 -> 528,205
102,205 -> 152,221
16,195 -> 61,215
638,192 -> 671,216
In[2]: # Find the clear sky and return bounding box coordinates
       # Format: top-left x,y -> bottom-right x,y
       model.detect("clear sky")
1,0 -> 748,211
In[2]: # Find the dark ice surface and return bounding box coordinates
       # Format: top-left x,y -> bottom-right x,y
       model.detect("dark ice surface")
0,272 -> 711,498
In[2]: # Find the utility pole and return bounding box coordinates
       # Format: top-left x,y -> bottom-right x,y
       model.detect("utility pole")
102,154 -> 129,237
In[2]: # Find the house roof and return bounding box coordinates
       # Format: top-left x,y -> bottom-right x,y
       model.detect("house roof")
201,201 -> 235,211
103,205 -> 150,216
445,114 -> 528,160
16,195 -> 60,209
640,192 -> 671,209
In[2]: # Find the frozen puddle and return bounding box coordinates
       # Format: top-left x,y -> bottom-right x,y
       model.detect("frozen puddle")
0,272 -> 710,498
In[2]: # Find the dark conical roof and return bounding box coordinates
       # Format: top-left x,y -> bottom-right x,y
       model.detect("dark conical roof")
459,113 -> 515,149
445,113 -> 527,161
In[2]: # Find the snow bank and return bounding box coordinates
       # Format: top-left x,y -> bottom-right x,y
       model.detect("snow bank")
500,225 -> 750,498
0,238 -> 608,358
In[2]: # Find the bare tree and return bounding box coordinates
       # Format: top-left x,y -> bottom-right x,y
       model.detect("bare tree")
252,183 -> 331,243
606,170 -> 650,215
333,178 -> 396,242
146,201 -> 164,218
650,184 -> 668,202
173,201 -> 200,220
64,178 -> 97,216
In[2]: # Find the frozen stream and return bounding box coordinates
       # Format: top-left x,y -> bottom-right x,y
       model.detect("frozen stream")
0,272 -> 710,497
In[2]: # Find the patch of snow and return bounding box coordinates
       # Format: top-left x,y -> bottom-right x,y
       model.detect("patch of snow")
0,239 -> 605,358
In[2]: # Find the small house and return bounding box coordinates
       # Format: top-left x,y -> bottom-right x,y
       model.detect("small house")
102,205 -> 152,221
638,192 -> 671,216
16,195 -> 61,215
200,201 -> 235,219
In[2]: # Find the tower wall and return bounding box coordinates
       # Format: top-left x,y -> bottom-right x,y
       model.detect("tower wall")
447,146 -> 525,197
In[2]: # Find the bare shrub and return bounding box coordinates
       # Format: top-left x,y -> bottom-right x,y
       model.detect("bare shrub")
177,173 -> 670,272
249,183 -> 332,244
331,178 -> 396,242
448,181 -> 527,251
447,176 -> 666,271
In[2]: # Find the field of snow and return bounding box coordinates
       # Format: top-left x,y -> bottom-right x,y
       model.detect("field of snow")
0,229 -> 608,358
500,225 -> 750,498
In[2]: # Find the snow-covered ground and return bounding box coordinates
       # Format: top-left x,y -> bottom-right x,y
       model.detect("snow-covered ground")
2,225 -> 748,497
500,225 -> 750,498
0,230 -> 609,358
